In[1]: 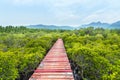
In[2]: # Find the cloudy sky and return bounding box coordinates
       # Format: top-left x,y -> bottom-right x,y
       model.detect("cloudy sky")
0,0 -> 120,26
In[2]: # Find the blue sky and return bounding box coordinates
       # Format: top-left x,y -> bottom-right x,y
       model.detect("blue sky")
0,0 -> 120,26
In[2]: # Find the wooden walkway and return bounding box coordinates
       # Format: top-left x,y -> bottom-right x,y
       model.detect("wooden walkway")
29,39 -> 74,80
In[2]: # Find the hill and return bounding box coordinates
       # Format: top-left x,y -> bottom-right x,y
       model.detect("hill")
80,21 -> 120,29
27,24 -> 74,30
27,21 -> 120,30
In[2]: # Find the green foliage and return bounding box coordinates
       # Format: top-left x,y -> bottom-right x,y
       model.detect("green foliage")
0,51 -> 18,80
0,26 -> 58,80
64,27 -> 120,80
0,26 -> 120,80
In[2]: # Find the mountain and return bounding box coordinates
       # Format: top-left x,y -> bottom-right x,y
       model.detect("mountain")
81,21 -> 110,28
80,21 -> 120,29
27,21 -> 120,30
27,24 -> 74,30
110,21 -> 120,29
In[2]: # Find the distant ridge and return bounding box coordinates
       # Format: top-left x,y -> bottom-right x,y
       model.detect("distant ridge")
80,21 -> 120,29
27,24 -> 74,30
110,21 -> 120,28
27,21 -> 120,30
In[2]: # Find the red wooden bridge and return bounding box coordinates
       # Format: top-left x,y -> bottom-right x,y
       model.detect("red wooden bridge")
29,39 -> 74,80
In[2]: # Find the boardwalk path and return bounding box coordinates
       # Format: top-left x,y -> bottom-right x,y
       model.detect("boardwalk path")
29,39 -> 74,80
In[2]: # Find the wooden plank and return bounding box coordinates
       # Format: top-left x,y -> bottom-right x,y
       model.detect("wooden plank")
29,39 -> 74,80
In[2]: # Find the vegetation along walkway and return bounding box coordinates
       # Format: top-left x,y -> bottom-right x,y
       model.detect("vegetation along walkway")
29,39 -> 74,80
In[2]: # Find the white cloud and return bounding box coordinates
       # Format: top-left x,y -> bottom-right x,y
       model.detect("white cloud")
10,0 -> 83,6
81,8 -> 120,24
11,0 -> 34,4
52,0 -> 83,7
